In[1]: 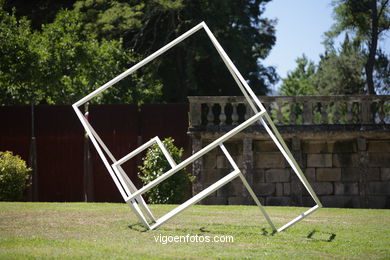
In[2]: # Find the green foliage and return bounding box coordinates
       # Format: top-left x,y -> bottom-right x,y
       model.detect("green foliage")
329,0 -> 389,42
0,9 -> 41,105
284,35 -> 366,96
2,0 -> 75,29
279,55 -> 316,96
326,0 -> 390,94
281,1 -> 389,96
0,151 -> 31,201
373,49 -> 390,94
33,9 -> 162,104
314,36 -> 366,95
73,0 -> 145,40
2,0 -> 277,104
73,0 -> 278,101
138,138 -> 193,204
0,9 -> 162,105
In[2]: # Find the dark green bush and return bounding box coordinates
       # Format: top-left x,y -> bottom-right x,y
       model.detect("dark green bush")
0,151 -> 31,201
138,138 -> 194,204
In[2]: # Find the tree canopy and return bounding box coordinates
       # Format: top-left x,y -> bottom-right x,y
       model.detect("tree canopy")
326,0 -> 390,94
279,0 -> 389,96
0,9 -> 161,105
1,0 -> 278,105
73,0 -> 278,101
314,35 -> 366,95
279,55 -> 316,96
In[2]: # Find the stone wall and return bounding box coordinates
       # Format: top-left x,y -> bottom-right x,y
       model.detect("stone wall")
191,134 -> 390,208
188,95 -> 390,208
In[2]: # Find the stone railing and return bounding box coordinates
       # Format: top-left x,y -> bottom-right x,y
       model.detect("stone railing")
188,95 -> 390,128
188,95 -> 390,208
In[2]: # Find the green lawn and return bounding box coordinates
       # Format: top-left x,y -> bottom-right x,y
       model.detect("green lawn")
0,202 -> 389,259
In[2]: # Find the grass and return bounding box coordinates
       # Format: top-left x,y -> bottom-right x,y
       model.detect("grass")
0,202 -> 389,259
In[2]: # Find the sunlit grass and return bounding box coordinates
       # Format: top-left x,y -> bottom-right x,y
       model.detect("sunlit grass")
0,202 -> 389,259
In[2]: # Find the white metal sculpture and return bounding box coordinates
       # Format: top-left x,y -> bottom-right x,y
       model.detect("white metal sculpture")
73,22 -> 322,232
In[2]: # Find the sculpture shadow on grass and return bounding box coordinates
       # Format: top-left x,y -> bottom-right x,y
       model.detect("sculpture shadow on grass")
128,223 -> 148,232
307,229 -> 336,242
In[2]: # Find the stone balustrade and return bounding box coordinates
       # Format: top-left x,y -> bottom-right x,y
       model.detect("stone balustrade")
188,95 -> 390,209
188,95 -> 390,128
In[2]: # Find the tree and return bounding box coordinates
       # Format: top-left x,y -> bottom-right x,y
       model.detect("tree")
0,9 -> 162,105
3,0 -> 278,103
314,35 -> 366,95
73,0 -> 278,102
0,9 -> 41,105
2,0 -> 75,29
328,0 -> 390,94
279,55 -> 316,96
374,50 -> 390,94
34,9 -> 162,104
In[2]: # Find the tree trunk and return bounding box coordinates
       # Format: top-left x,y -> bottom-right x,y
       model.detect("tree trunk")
365,0 -> 379,95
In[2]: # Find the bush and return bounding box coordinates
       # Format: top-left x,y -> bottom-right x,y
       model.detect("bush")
0,151 -> 31,201
138,138 -> 194,204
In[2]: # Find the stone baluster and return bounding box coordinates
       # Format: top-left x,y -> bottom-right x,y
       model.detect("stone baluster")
289,102 -> 297,125
277,102 -> 283,125
191,96 -> 390,127
303,101 -> 313,125
207,103 -> 214,126
268,102 -> 273,114
321,102 -> 328,124
231,103 -> 239,125
245,103 -> 255,121
333,102 -> 340,124
361,101 -> 371,124
264,102 -> 274,123
378,101 -> 385,124
347,102 -> 354,123
189,102 -> 201,127
219,102 -> 227,126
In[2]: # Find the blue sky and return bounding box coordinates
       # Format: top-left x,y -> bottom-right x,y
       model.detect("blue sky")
262,0 -> 390,94
262,0 -> 336,92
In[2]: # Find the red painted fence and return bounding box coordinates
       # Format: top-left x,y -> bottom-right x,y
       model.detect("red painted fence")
0,104 -> 190,202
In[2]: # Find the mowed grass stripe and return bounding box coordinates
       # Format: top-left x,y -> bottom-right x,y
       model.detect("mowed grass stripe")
0,202 -> 389,259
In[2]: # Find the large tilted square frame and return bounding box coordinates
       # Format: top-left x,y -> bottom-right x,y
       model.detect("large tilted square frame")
72,22 -> 322,232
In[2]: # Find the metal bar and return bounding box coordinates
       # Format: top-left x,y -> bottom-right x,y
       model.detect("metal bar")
118,166 -> 156,222
73,105 -> 149,226
112,164 -> 132,198
260,113 -> 322,207
202,26 -> 258,114
111,136 -> 176,223
115,137 -> 158,166
238,173 -> 277,232
156,137 -> 177,168
150,169 -> 241,230
202,23 -> 266,113
127,200 -> 151,229
73,105 -> 128,199
218,144 -> 276,232
219,144 -> 239,171
74,22 -> 205,107
123,111 -> 265,202
84,118 -> 117,163
277,205 -> 320,232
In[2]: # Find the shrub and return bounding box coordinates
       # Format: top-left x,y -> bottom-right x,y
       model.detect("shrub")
0,151 -> 31,201
138,138 -> 194,204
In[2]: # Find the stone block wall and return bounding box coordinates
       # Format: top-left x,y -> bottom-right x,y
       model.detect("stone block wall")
193,136 -> 390,208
